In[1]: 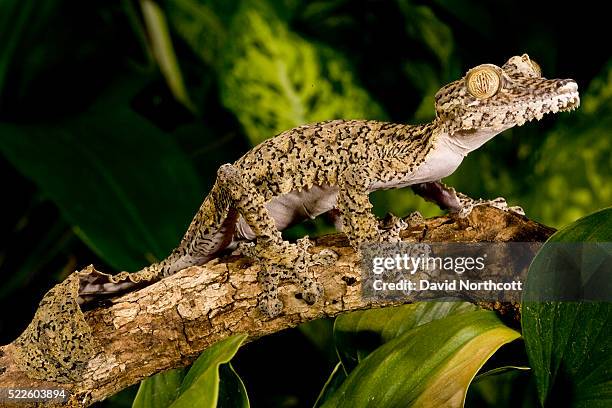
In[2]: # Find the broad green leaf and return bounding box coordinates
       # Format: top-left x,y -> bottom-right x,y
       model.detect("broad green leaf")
133,337 -> 248,408
170,333 -> 247,408
543,207 -> 612,242
218,2 -> 385,144
0,81 -> 202,271
334,301 -> 478,371
323,310 -> 520,407
314,362 -> 347,408
523,207 -> 612,407
298,318 -> 336,361
218,363 -> 250,408
133,368 -> 186,408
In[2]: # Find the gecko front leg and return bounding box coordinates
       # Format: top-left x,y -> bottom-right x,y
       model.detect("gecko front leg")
336,167 -> 407,249
217,164 -> 336,317
412,180 -> 525,216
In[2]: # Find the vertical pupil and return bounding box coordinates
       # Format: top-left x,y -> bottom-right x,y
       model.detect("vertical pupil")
467,67 -> 499,97
476,74 -> 490,92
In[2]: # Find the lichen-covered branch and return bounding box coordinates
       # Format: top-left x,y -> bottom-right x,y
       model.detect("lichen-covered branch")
0,206 -> 554,407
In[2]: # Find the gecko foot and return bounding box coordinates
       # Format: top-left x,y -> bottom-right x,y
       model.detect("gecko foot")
406,211 -> 425,226
455,193 -> 525,217
257,265 -> 284,317
239,237 -> 337,317
379,213 -> 408,243
257,293 -> 284,317
294,237 -> 336,304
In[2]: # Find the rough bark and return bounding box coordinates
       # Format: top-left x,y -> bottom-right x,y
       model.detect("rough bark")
0,206 -> 555,407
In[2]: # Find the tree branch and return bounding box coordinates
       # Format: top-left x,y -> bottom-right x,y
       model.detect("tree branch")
0,206 -> 554,407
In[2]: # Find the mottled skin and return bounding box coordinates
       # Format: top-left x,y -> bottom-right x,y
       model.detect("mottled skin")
80,54 -> 579,317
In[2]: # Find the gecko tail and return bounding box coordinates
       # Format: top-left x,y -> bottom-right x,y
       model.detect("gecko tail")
76,266 -> 160,305
77,180 -> 241,306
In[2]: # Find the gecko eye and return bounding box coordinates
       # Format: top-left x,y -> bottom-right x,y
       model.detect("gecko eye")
521,53 -> 542,77
465,64 -> 502,99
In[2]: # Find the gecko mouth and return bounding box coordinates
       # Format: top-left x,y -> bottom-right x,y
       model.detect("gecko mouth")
557,91 -> 580,112
549,80 -> 580,113
513,85 -> 580,127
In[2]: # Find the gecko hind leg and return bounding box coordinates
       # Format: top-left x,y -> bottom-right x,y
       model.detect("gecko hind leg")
238,237 -> 334,316
218,164 -> 336,317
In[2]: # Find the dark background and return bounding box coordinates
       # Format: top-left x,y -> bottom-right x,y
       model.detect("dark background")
0,0 -> 610,406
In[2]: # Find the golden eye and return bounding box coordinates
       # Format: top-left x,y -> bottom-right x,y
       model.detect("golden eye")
465,65 -> 501,99
530,59 -> 542,76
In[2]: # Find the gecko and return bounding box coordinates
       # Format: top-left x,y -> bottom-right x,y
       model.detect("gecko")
79,54 -> 579,318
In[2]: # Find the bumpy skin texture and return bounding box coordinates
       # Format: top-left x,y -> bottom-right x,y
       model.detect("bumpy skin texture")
14,269 -> 96,382
79,54 -> 580,317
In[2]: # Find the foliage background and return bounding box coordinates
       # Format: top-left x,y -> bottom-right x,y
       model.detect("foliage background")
0,0 -> 610,406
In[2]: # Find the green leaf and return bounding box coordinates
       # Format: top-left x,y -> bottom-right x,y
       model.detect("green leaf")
218,363 -> 250,408
334,301 -> 478,371
133,368 -> 186,408
314,362 -> 347,408
141,0 -> 195,112
523,207 -> 612,407
323,310 -> 520,407
169,333 -> 247,408
218,2 -> 385,145
474,366 -> 531,382
545,207 -> 612,242
132,336 -> 248,408
298,318 -> 336,361
0,81 -> 202,271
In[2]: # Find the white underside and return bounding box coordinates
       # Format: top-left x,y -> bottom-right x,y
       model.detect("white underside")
235,185 -> 340,240
368,129 -> 492,190
373,148 -> 458,191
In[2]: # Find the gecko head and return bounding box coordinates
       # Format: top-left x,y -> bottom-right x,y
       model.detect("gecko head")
434,54 -> 580,137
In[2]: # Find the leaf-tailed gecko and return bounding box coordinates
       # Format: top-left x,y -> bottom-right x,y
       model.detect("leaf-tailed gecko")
79,54 -> 579,317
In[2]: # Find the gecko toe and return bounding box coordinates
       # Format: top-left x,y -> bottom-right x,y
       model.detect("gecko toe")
301,281 -> 324,305
258,295 -> 284,318
508,205 -> 526,215
406,211 -> 425,226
